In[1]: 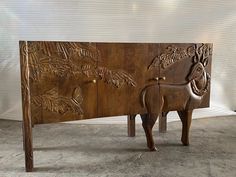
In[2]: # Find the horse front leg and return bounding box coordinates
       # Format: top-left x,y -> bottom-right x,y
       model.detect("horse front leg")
141,113 -> 158,151
177,110 -> 193,146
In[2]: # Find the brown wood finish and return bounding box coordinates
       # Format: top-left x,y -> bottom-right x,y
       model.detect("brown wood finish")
19,41 -> 212,171
127,115 -> 136,137
141,113 -> 158,151
159,112 -> 169,133
178,110 -> 193,145
20,41 -> 34,172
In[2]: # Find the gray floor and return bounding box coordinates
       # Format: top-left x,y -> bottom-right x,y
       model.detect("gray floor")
0,116 -> 235,177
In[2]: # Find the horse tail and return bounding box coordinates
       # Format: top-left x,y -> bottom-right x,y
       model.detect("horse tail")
140,83 -> 159,110
140,87 -> 147,108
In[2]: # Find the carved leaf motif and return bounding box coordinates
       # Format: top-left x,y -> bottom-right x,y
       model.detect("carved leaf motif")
96,67 -> 137,88
31,88 -> 83,115
148,45 -> 188,69
72,87 -> 83,106
81,64 -> 97,77
37,42 -> 101,62
76,64 -> 137,88
43,57 -> 73,76
148,44 -> 210,70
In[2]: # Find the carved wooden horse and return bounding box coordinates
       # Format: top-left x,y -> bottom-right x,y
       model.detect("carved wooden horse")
140,46 -> 210,151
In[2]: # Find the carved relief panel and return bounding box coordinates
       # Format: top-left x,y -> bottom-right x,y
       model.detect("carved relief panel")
20,41 -> 100,124
20,41 -> 212,124
143,43 -> 212,113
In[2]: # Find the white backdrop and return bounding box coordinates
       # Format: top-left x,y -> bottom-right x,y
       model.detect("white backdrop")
0,0 -> 235,122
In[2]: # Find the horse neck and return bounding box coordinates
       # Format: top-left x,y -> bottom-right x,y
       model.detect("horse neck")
197,71 -> 207,88
190,71 -> 209,96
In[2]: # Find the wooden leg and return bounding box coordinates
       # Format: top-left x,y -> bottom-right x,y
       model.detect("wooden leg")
177,110 -> 193,146
141,113 -> 158,151
20,41 -> 34,172
159,112 -> 168,133
127,115 -> 136,137
23,117 -> 34,172
22,122 -> 25,151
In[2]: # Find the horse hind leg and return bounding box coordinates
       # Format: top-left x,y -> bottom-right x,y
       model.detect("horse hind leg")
177,110 -> 193,146
141,113 -> 158,151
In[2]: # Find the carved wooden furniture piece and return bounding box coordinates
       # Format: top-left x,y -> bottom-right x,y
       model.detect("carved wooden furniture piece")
20,41 -> 212,171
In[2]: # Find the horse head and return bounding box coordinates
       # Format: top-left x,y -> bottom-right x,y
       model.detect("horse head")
187,44 -> 211,96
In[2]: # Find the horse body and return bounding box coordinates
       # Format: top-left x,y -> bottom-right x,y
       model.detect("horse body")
140,58 -> 210,151
161,83 -> 203,111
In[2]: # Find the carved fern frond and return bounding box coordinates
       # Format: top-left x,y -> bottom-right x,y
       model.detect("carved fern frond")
26,42 -> 102,80
28,56 -> 74,80
31,88 -> 83,115
37,41 -> 100,62
81,64 -> 97,77
42,57 -> 73,76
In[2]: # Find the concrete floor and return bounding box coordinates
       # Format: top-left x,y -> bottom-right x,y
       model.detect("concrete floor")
0,116 -> 235,177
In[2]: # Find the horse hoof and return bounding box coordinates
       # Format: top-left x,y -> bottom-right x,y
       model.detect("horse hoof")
149,146 -> 157,151
181,139 -> 189,146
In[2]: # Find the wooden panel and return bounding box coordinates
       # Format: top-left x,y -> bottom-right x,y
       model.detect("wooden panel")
20,41 -> 99,124
96,43 -> 159,117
